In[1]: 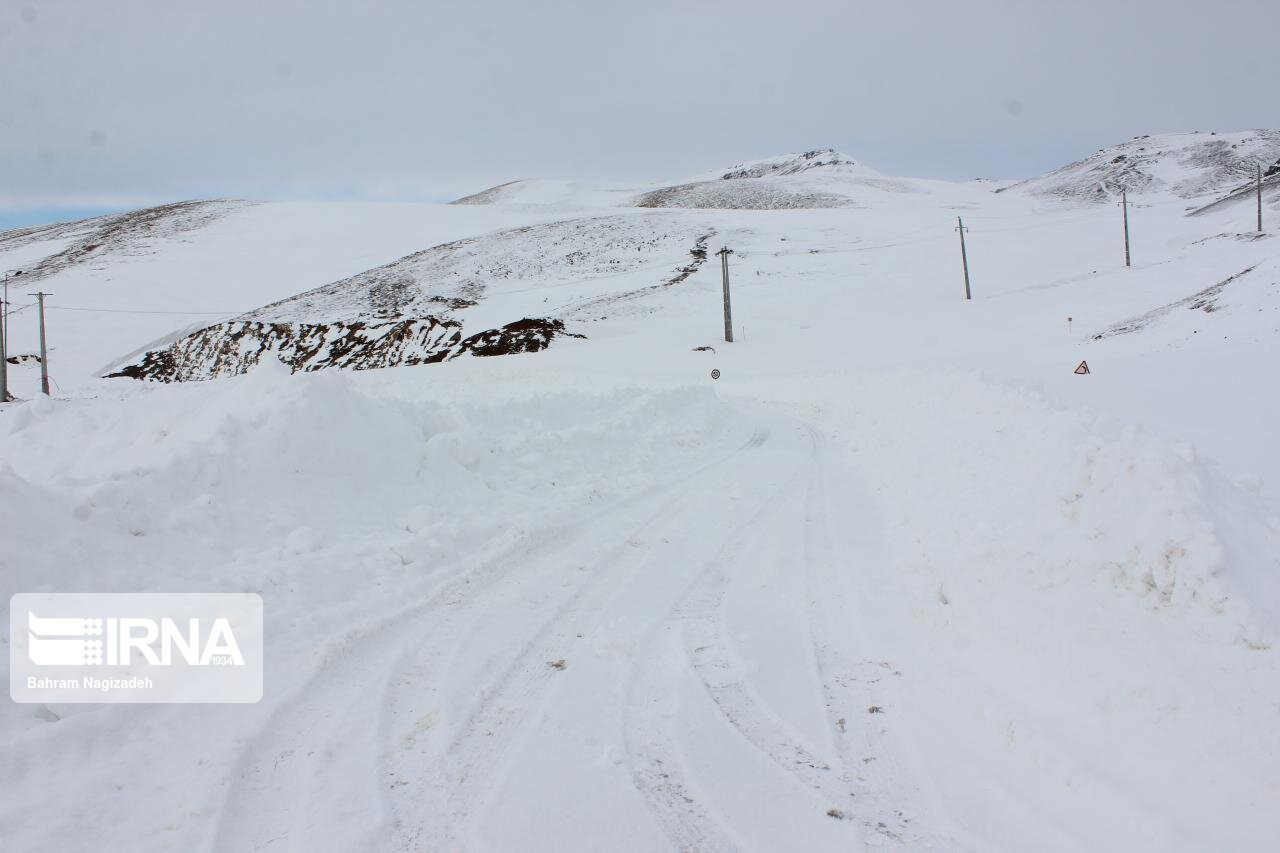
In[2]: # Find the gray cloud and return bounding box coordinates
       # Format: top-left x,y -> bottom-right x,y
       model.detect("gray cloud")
1,0 -> 1276,208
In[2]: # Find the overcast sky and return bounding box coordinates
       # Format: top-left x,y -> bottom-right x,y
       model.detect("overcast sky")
1,0 -> 1276,222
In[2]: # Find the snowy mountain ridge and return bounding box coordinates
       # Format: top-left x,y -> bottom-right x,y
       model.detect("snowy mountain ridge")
0,200 -> 247,284
997,129 -> 1280,202
453,134 -> 1280,211
453,148 -> 894,210
711,148 -> 874,180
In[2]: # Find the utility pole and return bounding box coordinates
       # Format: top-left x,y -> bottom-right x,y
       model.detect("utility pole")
717,247 -> 734,343
0,270 -> 20,401
1119,190 -> 1132,268
31,291 -> 51,395
955,217 -> 972,300
0,288 -> 6,403
1258,163 -> 1264,233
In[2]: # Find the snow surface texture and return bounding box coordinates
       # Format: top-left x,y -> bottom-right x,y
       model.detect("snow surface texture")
2,136 -> 1280,851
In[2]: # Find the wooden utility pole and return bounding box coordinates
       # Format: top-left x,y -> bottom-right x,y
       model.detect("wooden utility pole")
1258,163 -> 1264,233
1119,190 -> 1132,267
955,217 -> 972,300
717,247 -> 734,342
31,292 -> 51,395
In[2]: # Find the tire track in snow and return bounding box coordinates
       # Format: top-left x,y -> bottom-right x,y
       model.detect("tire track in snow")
211,523 -> 601,852
387,431 -> 770,850
679,560 -> 856,805
212,421 -> 761,852
655,421 -> 870,838
800,424 -> 959,849
623,423 -> 854,851
642,418 -> 952,849
625,635 -> 742,853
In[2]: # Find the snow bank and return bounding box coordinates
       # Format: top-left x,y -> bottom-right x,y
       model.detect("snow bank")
748,368 -> 1279,849
1,368 -> 734,592
815,369 -> 1279,643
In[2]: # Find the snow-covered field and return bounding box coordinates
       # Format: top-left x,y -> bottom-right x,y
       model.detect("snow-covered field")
2,137 -> 1279,851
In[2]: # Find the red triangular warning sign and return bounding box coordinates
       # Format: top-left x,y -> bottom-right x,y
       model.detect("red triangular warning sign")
1074,360 -> 1090,375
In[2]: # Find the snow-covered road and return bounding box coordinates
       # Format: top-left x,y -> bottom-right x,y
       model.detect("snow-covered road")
209,405 -> 941,851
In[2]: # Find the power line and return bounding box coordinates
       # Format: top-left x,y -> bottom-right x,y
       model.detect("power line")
42,305 -> 239,316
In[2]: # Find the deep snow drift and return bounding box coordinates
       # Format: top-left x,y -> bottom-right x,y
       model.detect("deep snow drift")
2,137 -> 1279,851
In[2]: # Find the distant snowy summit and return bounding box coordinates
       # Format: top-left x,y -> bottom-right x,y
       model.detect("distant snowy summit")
712,149 -> 873,180
451,148 -> 899,210
999,130 -> 1280,202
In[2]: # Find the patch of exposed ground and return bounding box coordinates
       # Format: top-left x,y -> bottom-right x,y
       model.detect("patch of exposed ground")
631,182 -> 849,210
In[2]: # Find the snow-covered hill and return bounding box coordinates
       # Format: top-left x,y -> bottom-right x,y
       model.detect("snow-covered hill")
0,201 -> 567,388
105,215 -> 712,380
3,133 -> 1280,852
0,200 -> 247,284
999,129 -> 1280,202
453,148 -> 923,210
714,149 -> 870,179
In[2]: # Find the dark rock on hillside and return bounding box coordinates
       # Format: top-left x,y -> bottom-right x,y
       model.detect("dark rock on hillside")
106,317 -> 582,382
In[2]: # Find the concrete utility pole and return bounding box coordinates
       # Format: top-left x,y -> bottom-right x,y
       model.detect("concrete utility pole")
0,270 -> 16,402
717,247 -> 734,343
31,291 -> 51,395
0,287 -> 6,403
1119,190 -> 1132,267
955,217 -> 972,300
1258,163 -> 1264,233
